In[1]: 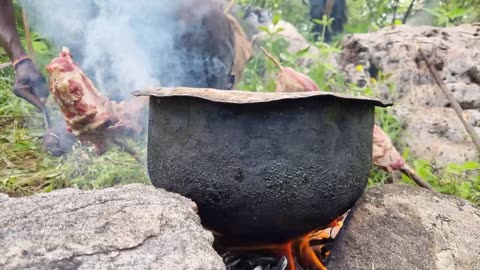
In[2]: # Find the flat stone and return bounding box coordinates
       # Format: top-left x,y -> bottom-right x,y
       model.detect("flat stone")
0,184 -> 225,270
327,184 -> 480,270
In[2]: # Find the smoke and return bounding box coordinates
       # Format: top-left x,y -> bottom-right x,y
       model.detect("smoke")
20,0 -> 220,101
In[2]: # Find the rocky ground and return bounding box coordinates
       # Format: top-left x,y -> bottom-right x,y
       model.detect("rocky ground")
338,23 -> 480,167
2,183 -> 479,270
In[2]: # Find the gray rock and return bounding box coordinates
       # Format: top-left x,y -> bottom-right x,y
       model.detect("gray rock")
0,193 -> 8,202
327,184 -> 480,270
398,106 -> 478,165
0,184 -> 225,270
338,24 -> 480,166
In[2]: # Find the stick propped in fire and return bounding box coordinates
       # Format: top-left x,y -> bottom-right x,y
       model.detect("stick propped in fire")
46,47 -> 147,165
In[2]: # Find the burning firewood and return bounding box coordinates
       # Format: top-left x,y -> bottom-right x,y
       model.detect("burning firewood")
259,46 -> 320,92
221,212 -> 348,270
46,47 -> 146,164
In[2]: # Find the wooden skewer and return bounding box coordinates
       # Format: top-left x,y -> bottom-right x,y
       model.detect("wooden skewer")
109,137 -> 145,167
224,0 -> 236,13
419,48 -> 480,153
259,46 -> 283,70
399,165 -> 434,191
21,8 -> 36,64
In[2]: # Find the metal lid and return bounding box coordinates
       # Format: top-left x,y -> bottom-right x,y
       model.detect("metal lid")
133,87 -> 392,107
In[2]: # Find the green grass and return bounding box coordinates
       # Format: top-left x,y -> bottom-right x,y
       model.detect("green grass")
0,67 -> 149,197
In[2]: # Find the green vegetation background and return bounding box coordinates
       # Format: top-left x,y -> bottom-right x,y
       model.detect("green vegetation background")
0,0 -> 478,205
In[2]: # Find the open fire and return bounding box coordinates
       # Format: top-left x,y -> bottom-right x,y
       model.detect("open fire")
217,212 -> 349,270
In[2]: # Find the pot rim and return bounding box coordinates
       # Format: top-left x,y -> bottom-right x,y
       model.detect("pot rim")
133,87 -> 392,107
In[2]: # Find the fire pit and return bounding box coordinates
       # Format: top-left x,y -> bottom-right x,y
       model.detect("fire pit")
135,87 -> 389,239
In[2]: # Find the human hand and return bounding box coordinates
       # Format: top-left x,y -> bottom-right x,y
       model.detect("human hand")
12,58 -> 49,111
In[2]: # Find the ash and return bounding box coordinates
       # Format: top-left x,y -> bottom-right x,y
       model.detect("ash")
222,252 -> 288,270
221,252 -> 304,270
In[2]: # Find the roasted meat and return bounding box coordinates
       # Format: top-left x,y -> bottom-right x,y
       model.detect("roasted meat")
372,124 -> 405,172
260,46 -> 320,92
46,47 -> 146,154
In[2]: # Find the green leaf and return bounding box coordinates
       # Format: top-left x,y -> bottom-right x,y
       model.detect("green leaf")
13,141 -> 35,151
457,182 -> 472,198
459,161 -> 479,171
422,8 -> 442,18
295,46 -> 311,57
258,26 -> 271,35
447,8 -> 467,19
445,164 -> 465,175
272,14 -> 281,26
401,148 -> 410,160
313,19 -> 328,26
274,27 -> 285,34
32,41 -> 49,54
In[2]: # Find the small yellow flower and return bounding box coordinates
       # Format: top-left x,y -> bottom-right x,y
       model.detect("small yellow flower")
370,78 -> 377,84
355,65 -> 364,72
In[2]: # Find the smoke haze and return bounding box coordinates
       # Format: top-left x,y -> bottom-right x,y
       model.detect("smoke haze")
20,0 -> 223,100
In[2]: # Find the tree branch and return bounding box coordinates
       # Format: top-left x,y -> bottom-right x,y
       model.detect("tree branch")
402,0 -> 416,24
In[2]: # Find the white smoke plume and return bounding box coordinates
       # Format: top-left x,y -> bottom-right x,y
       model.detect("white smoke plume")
20,0 -> 220,100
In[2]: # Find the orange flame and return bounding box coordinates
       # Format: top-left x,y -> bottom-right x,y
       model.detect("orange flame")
226,211 -> 349,270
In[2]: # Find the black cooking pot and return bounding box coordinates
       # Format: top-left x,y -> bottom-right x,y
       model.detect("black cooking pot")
135,87 -> 390,243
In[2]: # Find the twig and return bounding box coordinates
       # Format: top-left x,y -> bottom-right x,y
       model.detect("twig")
224,0 -> 235,13
21,8 -> 35,63
419,48 -> 480,152
259,46 -> 283,70
0,62 -> 12,70
399,165 -> 434,191
402,0 -> 416,24
0,115 -> 42,119
109,137 -> 145,167
365,0 -> 383,28
42,109 -> 51,129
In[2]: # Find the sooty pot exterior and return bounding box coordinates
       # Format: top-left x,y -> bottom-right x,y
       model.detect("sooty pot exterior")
144,88 -> 387,243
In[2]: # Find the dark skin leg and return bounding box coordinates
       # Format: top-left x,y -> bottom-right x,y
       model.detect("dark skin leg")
0,0 -> 49,111
0,0 -> 25,60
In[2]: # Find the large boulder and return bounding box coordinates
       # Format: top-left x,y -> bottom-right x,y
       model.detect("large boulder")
0,184 -> 225,270
327,184 -> 480,270
338,23 -> 480,166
